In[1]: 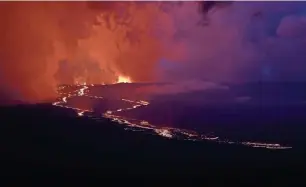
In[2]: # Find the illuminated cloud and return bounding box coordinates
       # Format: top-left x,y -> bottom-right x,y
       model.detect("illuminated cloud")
1,2 -> 306,104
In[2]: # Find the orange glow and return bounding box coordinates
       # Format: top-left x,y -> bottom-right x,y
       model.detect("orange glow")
117,75 -> 132,83
0,2 -> 187,104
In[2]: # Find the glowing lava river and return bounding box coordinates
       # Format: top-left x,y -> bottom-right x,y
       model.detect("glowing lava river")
52,83 -> 292,150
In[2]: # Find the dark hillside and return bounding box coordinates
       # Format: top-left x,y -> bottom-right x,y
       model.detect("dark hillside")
0,104 -> 303,181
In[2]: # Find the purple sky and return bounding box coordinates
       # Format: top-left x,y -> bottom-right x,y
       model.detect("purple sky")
1,2 -> 306,104
158,2 -> 306,83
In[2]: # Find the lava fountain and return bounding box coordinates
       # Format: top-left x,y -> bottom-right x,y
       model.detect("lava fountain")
117,75 -> 132,84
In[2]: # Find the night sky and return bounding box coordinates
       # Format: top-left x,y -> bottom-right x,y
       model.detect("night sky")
1,2 -> 306,104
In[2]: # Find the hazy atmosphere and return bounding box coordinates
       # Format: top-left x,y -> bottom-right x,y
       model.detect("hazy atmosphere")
1,2 -> 306,104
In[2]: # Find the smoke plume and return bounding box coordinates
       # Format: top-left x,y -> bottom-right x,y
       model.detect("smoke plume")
1,2 -> 306,104
159,2 -> 306,83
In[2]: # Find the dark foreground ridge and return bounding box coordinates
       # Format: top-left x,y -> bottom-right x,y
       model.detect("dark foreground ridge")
0,104 -> 304,180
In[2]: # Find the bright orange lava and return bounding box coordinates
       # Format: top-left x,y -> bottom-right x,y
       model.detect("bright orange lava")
117,75 -> 131,83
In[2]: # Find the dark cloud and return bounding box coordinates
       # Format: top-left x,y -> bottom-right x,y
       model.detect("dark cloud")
1,2 -> 306,105
159,2 -> 306,83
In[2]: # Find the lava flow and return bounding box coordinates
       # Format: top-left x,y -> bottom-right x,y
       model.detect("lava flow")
52,83 -> 292,150
117,76 -> 132,83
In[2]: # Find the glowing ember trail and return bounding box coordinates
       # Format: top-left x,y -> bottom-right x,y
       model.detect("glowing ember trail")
52,83 -> 292,150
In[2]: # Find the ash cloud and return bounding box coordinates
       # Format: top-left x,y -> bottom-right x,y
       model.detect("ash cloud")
1,2 -> 306,105
0,2 -> 98,104
159,2 -> 306,83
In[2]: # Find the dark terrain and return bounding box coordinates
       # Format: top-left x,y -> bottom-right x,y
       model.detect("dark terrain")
0,103 -> 305,181
118,82 -> 306,147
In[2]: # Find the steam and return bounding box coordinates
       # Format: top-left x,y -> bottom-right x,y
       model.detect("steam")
0,2 -> 98,104
159,2 -> 306,83
1,2 -> 306,105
